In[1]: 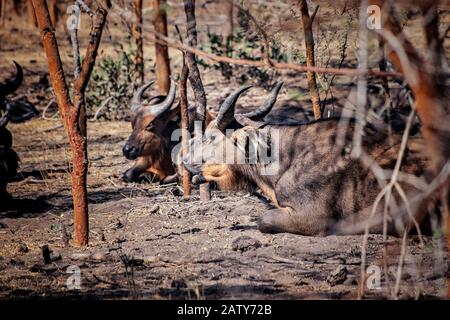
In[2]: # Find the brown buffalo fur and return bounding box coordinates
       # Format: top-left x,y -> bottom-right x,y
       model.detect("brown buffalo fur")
124,105 -> 215,182
191,118 -> 429,236
0,127 -> 19,202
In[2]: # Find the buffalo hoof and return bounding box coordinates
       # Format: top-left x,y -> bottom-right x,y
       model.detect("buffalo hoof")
122,168 -> 142,183
257,209 -> 294,234
160,173 -> 178,185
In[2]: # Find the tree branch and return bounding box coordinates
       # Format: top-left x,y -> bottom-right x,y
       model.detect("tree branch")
73,1 -> 110,96
227,0 -> 272,65
183,0 -> 210,201
76,0 -> 93,17
146,25 -> 403,78
32,0 -> 72,123
69,2 -> 81,79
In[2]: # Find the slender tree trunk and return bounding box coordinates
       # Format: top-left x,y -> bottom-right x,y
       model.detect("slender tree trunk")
179,57 -> 191,198
69,95 -> 89,245
227,0 -> 234,38
1,0 -> 6,26
184,0 -> 210,201
151,0 -> 171,94
132,0 -> 144,86
11,0 -> 17,16
32,0 -> 110,247
299,0 -> 321,120
27,0 -> 37,27
48,0 -> 57,26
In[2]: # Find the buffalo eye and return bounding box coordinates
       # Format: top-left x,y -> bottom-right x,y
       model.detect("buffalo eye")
145,123 -> 155,131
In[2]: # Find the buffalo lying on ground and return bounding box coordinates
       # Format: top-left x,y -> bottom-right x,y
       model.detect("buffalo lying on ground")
184,84 -> 427,236
122,80 -> 283,184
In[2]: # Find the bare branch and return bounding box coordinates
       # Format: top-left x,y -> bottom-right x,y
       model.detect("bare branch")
69,2 -> 81,79
299,0 -> 322,120
183,0 -> 210,202
76,0 -> 94,17
147,25 -> 403,78
32,0 -> 72,122
309,4 -> 320,26
227,0 -> 272,65
73,1 -> 110,96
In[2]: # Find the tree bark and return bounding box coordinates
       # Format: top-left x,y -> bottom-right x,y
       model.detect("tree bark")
132,0 -> 144,86
48,0 -> 58,26
184,0 -> 210,201
28,0 -> 37,27
11,0 -> 17,16
1,0 -> 6,26
299,0 -> 321,120
179,57 -> 191,198
227,0 -> 234,38
151,0 -> 171,94
32,0 -> 110,247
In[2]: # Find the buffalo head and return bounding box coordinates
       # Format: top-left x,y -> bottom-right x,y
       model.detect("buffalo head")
184,82 -> 283,189
123,79 -> 178,161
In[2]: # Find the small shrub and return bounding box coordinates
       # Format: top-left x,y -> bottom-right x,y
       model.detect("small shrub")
86,44 -> 150,120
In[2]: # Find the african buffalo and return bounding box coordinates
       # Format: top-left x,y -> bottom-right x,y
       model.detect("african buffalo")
0,61 -> 23,203
184,84 -> 427,236
122,80 -> 283,184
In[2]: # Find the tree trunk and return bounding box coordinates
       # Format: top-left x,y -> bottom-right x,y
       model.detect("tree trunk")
151,0 -> 171,94
132,0 -> 144,86
11,0 -> 17,16
299,0 -> 321,120
32,0 -> 110,247
227,0 -> 234,38
1,0 -> 6,26
68,98 -> 89,245
184,0 -> 210,202
179,57 -> 191,198
28,0 -> 37,27
48,0 -> 57,26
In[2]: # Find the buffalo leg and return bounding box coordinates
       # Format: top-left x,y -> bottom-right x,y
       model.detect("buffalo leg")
122,166 -> 145,182
0,181 -> 11,204
122,157 -> 153,182
257,207 -> 327,236
160,173 -> 178,185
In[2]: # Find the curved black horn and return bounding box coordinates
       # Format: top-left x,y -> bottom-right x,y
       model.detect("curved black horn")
0,61 -> 23,97
0,102 -> 12,127
131,81 -> 156,113
240,81 -> 283,121
216,85 -> 253,131
146,79 -> 177,116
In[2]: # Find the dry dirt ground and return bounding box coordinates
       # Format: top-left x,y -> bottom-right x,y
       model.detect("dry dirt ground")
1,106 -> 448,300
0,115 -> 448,300
1,1 -> 449,300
